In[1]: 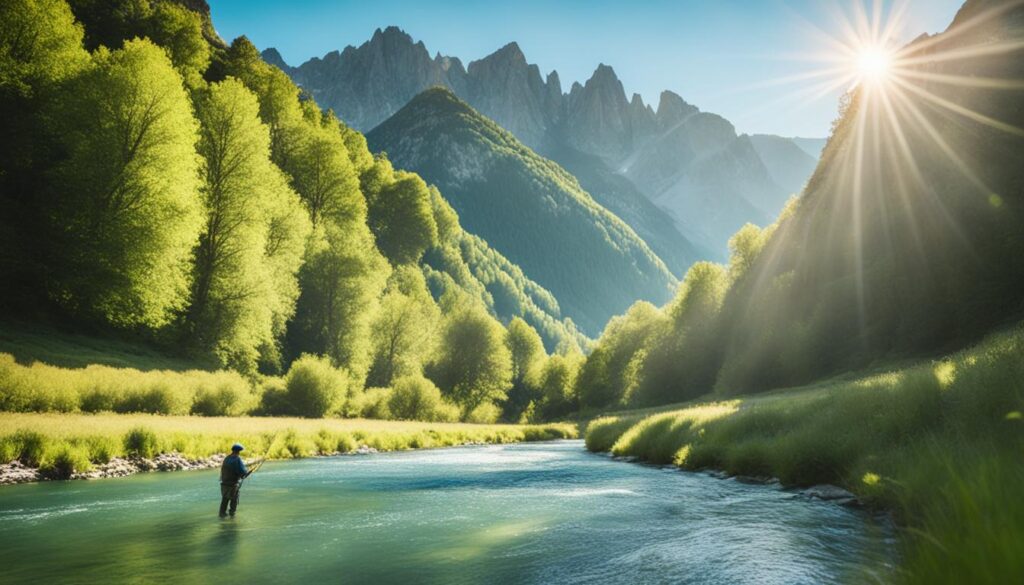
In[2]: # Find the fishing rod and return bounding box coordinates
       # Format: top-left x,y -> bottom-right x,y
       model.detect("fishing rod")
236,431 -> 282,494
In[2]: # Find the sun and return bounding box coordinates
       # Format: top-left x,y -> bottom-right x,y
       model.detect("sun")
855,45 -> 893,84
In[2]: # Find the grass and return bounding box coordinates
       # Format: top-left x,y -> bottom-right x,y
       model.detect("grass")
0,412 -> 578,477
583,325 -> 1024,584
0,320 -> 203,371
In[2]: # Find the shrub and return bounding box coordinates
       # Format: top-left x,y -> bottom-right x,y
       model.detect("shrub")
42,444 -> 91,478
10,429 -> 49,466
464,402 -> 501,424
191,374 -> 254,416
82,435 -> 119,464
388,375 -> 451,421
258,376 -> 292,415
356,387 -> 392,419
284,355 -> 348,418
124,427 -> 159,458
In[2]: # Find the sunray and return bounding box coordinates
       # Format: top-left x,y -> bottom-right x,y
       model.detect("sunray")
896,39 -> 1024,67
890,75 -> 1024,136
893,69 -> 1024,90
892,0 -> 1024,56
885,84 -> 994,196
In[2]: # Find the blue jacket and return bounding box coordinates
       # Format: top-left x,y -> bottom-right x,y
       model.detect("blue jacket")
220,454 -> 248,485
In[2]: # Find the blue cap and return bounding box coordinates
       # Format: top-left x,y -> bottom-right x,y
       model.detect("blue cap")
231,443 -> 244,452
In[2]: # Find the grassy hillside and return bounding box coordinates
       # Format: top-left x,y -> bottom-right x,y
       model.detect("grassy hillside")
584,324 -> 1024,584
367,87 -> 677,335
0,320 -> 203,371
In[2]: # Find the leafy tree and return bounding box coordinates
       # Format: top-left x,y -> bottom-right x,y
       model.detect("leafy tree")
144,1 -> 209,87
291,115 -> 363,228
576,301 -> 666,409
222,37 -> 306,165
633,262 -> 729,405
366,266 -> 440,387
187,78 -> 310,372
537,349 -> 584,420
502,317 -> 545,421
425,302 -> 512,417
368,171 -> 439,265
43,39 -> 203,328
287,221 -> 389,382
0,0 -> 88,92
0,0 -> 90,304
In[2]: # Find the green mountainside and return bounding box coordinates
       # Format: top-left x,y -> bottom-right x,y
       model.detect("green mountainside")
367,88 -> 678,335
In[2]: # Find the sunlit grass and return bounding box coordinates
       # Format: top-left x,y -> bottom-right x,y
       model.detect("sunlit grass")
585,325 -> 1024,584
0,412 -> 578,475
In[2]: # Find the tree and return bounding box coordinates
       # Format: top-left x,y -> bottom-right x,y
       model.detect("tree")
0,0 -> 90,305
368,171 -> 438,265
576,301 -> 666,409
366,267 -> 440,387
187,78 -> 310,372
0,0 -> 88,93
287,221 -> 389,382
502,317 -> 545,421
425,302 -> 512,417
537,349 -> 584,420
144,1 -> 209,87
632,262 -> 729,405
291,118 -> 362,228
43,39 -> 203,328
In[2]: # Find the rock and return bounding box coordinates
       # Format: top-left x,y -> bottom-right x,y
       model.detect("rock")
733,475 -> 778,485
803,484 -> 860,506
0,461 -> 42,485
354,445 -> 378,455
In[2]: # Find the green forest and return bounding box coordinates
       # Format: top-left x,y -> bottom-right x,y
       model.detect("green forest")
0,0 -> 587,425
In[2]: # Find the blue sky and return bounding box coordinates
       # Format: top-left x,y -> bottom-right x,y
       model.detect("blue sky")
208,0 -> 963,137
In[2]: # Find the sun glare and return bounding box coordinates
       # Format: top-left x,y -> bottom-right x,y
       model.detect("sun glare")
855,46 -> 892,83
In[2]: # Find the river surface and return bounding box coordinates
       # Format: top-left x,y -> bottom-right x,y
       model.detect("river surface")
0,440 -> 895,584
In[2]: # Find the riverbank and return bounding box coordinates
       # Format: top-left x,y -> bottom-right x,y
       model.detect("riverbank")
0,413 -> 577,485
584,325 -> 1024,584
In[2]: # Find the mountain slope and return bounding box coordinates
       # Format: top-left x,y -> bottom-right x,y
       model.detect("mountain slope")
265,30 -> 824,260
715,0 -> 1024,390
541,142 -> 709,274
367,88 -> 676,335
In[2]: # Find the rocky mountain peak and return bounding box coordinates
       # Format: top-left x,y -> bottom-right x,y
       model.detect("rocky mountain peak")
260,47 -> 291,72
656,90 -> 699,129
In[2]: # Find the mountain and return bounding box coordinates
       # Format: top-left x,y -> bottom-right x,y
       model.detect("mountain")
264,29 -> 823,261
367,88 -> 677,335
790,137 -> 829,159
748,134 -> 819,213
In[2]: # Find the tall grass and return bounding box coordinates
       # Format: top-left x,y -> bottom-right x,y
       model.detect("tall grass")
584,326 -> 1024,584
0,353 -> 256,415
0,412 -> 578,477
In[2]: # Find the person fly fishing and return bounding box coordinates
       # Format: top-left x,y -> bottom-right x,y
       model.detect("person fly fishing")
219,443 -> 253,518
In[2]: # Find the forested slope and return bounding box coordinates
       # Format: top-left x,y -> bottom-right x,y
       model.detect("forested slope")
367,87 -> 677,335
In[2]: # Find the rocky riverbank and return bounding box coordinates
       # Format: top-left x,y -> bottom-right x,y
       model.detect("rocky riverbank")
0,444 -> 384,486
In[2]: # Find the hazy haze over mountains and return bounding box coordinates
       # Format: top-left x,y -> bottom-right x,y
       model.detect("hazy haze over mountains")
263,28 -> 823,259
366,88 -> 677,335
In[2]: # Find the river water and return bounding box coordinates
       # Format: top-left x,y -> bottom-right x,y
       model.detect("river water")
0,440 -> 895,584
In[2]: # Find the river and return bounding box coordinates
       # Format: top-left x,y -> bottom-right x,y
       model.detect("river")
0,440 -> 895,584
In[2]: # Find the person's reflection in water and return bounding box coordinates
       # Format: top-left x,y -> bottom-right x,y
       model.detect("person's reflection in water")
211,519 -> 241,564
